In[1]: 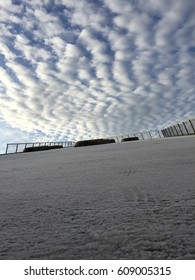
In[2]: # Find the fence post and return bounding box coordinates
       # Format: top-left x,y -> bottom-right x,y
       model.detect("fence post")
148,131 -> 152,139
183,122 -> 189,135
168,129 -> 171,136
140,132 -> 144,139
170,126 -> 175,136
177,124 -> 183,135
174,125 -> 179,136
16,144 -> 19,153
167,128 -> 171,137
161,130 -> 165,137
164,129 -> 169,137
189,119 -> 195,134
5,144 -> 9,154
167,127 -> 172,137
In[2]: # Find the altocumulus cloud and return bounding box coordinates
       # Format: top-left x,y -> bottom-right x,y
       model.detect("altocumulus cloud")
0,0 -> 195,150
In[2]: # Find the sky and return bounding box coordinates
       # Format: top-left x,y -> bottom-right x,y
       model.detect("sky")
0,0 -> 195,153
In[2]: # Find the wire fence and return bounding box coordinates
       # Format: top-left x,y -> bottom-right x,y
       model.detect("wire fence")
4,141 -> 75,155
161,118 -> 195,137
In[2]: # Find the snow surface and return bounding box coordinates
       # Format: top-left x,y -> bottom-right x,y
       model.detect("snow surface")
0,136 -> 195,260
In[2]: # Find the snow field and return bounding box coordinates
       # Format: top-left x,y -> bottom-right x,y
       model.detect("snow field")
0,136 -> 195,259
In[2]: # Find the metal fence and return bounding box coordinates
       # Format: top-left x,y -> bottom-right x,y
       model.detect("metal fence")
5,141 -> 75,155
161,119 -> 195,137
109,130 -> 163,142
3,119 -> 195,155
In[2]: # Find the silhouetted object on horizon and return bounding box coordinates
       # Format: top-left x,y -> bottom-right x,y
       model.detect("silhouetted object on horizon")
121,137 -> 139,142
23,145 -> 63,152
74,138 -> 115,147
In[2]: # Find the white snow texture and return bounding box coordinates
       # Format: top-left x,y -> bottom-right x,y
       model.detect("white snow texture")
0,136 -> 195,259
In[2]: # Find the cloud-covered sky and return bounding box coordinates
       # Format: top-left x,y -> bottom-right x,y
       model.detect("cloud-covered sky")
0,0 -> 195,152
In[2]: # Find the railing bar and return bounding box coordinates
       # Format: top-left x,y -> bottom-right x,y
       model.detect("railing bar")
177,124 -> 183,135
183,122 -> 189,135
170,126 -> 175,136
167,127 -> 172,137
174,125 -> 179,136
5,144 -> 9,154
15,144 -> 19,153
189,119 -> 195,133
158,131 -> 162,138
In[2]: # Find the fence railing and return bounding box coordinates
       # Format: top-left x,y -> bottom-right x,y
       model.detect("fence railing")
161,119 -> 195,137
109,130 -> 163,142
3,119 -> 195,155
5,141 -> 75,155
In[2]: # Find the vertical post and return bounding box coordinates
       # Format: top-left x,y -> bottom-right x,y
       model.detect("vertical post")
169,128 -> 173,136
189,119 -> 195,134
167,127 -> 172,136
161,130 -> 165,137
177,124 -> 183,135
183,122 -> 189,135
174,125 -> 179,136
164,128 -> 169,137
16,144 -> 19,153
140,132 -> 144,139
5,144 -> 9,154
170,126 -> 175,136
148,131 -> 152,139
166,129 -> 170,137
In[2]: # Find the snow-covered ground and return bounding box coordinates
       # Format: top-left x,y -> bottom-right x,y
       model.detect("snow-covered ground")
0,136 -> 195,260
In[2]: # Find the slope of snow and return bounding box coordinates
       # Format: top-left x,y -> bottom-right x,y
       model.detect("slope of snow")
0,136 -> 195,259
